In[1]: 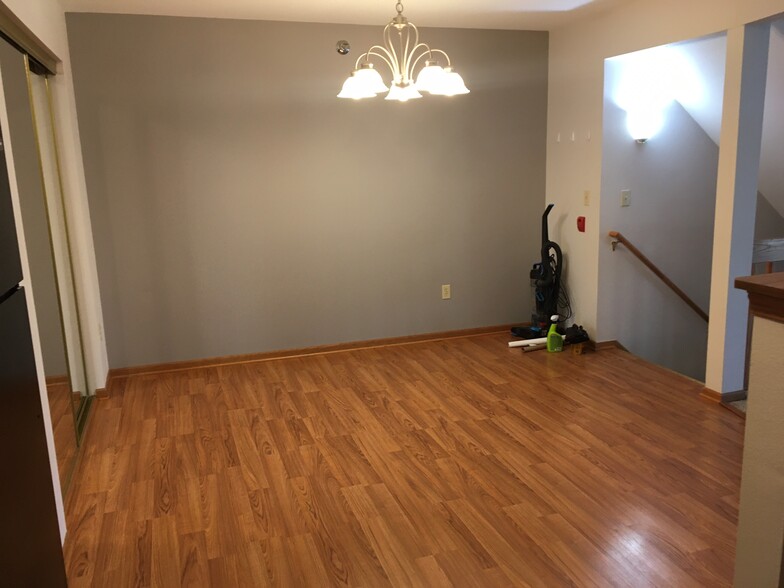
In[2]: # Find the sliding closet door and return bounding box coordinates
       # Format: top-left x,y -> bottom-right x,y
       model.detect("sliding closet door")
0,38 -> 68,587
27,68 -> 91,452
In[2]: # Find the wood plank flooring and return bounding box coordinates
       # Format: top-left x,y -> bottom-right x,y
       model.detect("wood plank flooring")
63,333 -> 744,587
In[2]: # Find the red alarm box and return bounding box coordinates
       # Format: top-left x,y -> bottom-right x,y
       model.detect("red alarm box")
577,216 -> 586,232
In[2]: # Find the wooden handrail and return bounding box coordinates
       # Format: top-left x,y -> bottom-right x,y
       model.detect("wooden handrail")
609,231 -> 709,323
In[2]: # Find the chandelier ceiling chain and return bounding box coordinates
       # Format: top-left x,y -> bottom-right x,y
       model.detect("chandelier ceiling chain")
337,1 -> 469,102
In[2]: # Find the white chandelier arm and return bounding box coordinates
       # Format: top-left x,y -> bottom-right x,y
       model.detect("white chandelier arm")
367,50 -> 398,78
407,43 -> 436,79
411,48 -> 451,79
428,48 -> 452,66
355,45 -> 398,78
408,43 -> 431,79
401,23 -> 419,84
383,24 -> 402,81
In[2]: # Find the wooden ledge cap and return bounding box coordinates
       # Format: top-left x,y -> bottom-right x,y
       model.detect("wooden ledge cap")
735,272 -> 784,324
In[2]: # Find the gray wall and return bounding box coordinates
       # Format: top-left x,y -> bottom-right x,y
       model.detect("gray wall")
66,14 -> 549,369
598,59 -> 719,381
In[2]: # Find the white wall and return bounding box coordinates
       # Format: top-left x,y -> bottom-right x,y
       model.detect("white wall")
3,0 -> 108,392
546,0 -> 783,344
734,314 -> 784,585
598,60 -> 719,381
675,25 -> 784,228
675,35 -> 727,145
759,20 -> 784,218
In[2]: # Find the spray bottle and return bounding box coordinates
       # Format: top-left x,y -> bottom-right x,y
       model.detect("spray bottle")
547,314 -> 564,353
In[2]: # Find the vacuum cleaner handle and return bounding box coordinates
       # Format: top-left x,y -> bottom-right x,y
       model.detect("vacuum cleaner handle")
542,203 -> 554,245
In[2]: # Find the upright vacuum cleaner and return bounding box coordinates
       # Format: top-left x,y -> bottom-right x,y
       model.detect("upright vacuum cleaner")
532,204 -> 563,328
512,204 -> 564,339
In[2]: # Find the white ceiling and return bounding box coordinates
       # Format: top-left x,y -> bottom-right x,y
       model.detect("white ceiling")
60,0 -> 630,31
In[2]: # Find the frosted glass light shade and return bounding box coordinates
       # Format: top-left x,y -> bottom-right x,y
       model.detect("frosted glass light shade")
415,62 -> 446,93
626,108 -> 664,142
385,83 -> 422,102
337,74 -> 376,99
354,64 -> 389,94
430,67 -> 469,96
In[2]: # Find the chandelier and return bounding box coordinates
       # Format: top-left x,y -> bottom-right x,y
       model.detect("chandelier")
337,2 -> 469,102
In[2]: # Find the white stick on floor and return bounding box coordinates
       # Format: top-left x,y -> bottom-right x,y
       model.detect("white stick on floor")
508,337 -> 547,348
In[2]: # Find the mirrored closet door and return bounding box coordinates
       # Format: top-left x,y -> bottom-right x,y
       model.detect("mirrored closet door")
0,38 -> 92,494
28,65 -> 92,429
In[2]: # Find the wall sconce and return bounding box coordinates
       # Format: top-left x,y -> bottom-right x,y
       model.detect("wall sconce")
626,108 -> 665,143
610,41 -> 706,144
610,46 -> 698,144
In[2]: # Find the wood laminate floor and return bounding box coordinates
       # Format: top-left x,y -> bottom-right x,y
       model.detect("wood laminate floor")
63,334 -> 744,587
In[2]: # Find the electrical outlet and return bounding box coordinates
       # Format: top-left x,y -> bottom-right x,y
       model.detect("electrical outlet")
621,189 -> 631,207
441,284 -> 451,300
583,190 -> 590,207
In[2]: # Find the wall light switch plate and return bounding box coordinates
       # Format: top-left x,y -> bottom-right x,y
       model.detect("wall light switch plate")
441,284 -> 451,300
621,189 -> 631,207
583,190 -> 590,207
